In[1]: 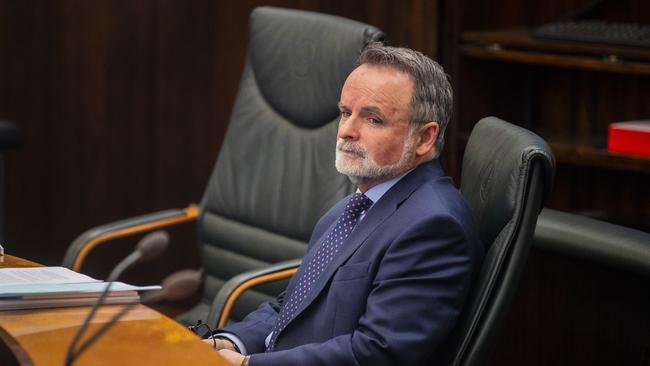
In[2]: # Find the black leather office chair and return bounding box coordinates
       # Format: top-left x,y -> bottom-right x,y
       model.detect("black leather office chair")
62,7 -> 384,326
209,116 -> 555,365
439,116 -> 555,365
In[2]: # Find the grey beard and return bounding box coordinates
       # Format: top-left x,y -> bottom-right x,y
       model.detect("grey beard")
335,137 -> 415,185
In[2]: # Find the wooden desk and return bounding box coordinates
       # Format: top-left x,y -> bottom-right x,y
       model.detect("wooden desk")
0,255 -> 227,365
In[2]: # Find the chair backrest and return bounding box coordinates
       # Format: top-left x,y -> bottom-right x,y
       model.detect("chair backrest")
175,7 -> 384,325
440,117 -> 555,365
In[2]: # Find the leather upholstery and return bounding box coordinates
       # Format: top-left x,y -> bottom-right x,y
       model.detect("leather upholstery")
441,117 -> 555,366
176,7 -> 384,325
535,208 -> 650,278
460,117 -> 554,247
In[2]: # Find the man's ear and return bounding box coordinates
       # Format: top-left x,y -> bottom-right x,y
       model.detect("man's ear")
414,121 -> 439,157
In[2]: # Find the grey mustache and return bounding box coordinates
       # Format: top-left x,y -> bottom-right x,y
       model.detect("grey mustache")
337,140 -> 366,157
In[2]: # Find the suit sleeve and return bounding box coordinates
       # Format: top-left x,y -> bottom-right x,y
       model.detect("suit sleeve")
249,214 -> 481,366
217,291 -> 284,354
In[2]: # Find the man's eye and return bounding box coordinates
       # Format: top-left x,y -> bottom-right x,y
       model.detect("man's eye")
368,117 -> 382,125
340,111 -> 351,118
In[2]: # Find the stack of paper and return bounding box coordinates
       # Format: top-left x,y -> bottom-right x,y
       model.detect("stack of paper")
0,267 -> 161,310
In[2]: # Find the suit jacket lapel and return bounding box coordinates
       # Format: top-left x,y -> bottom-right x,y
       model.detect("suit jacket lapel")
284,160 -> 443,330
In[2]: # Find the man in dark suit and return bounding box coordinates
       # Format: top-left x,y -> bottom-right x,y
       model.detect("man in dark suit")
211,43 -> 483,366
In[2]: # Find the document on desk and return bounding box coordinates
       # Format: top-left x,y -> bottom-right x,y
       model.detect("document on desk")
0,266 -> 100,285
0,267 -> 161,310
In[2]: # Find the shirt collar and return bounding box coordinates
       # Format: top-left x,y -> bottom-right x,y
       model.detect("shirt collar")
356,169 -> 412,205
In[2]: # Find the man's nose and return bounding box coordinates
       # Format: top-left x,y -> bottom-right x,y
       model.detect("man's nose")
337,116 -> 360,140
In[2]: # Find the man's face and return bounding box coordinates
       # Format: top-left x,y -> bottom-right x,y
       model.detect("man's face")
335,64 -> 416,190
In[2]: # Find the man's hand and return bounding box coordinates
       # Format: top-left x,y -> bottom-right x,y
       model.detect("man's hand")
218,349 -> 246,366
202,337 -> 237,351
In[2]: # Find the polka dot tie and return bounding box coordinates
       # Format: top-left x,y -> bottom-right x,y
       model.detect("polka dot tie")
266,193 -> 373,351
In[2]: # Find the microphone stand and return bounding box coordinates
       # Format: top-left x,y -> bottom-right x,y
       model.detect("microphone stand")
65,267 -> 201,365
64,231 -> 169,366
69,301 -> 139,361
64,252 -> 141,365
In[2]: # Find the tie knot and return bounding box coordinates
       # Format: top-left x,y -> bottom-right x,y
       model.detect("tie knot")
344,193 -> 373,218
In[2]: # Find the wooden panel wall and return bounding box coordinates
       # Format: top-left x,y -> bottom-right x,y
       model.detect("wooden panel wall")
0,1 -> 218,270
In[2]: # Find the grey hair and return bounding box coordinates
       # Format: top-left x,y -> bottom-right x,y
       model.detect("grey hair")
356,43 -> 453,157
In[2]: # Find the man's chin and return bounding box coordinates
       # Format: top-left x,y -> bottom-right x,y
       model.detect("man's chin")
337,162 -> 412,187
336,166 -> 388,184
335,164 -> 365,181
335,166 -> 360,178
335,157 -> 359,174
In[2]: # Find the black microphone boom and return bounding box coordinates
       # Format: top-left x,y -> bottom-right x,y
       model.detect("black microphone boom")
64,230 -> 170,366
106,230 -> 170,282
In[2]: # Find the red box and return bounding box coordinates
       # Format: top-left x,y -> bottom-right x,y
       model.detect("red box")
608,120 -> 650,157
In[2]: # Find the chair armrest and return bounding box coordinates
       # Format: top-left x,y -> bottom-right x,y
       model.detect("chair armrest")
62,205 -> 199,272
208,259 -> 301,328
534,208 -> 650,277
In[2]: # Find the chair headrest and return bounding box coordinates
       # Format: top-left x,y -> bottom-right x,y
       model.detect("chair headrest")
248,7 -> 385,129
460,117 -> 555,247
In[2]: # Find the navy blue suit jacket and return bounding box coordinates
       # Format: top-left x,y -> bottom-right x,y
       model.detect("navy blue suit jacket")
223,160 -> 483,366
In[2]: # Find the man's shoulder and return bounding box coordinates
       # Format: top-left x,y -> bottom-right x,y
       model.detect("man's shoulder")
412,173 -> 467,209
400,175 -> 476,231
392,176 -> 482,254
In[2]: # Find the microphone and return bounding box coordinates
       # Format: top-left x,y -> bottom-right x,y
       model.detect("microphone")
106,230 -> 169,282
141,269 -> 202,304
66,269 -> 202,364
64,230 -> 170,366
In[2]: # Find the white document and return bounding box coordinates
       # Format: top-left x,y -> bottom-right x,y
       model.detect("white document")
0,266 -> 100,285
0,267 -> 161,311
0,295 -> 142,311
0,282 -> 161,298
